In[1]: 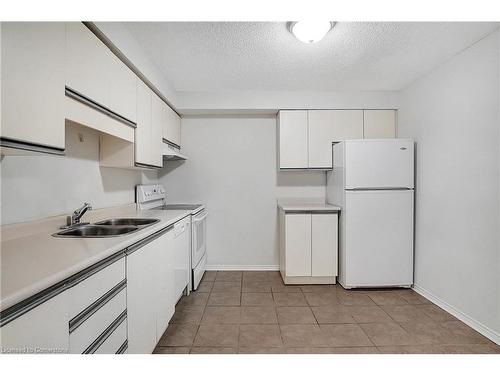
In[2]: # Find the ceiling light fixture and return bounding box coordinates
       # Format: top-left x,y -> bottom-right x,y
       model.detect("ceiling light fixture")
288,21 -> 335,44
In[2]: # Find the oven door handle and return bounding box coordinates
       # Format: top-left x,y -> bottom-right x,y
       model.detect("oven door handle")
193,213 -> 208,222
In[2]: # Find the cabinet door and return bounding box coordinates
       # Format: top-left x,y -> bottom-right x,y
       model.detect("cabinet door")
154,229 -> 176,339
126,243 -> 157,354
66,22 -> 109,107
311,214 -> 338,277
285,214 -> 311,276
151,94 -> 164,167
278,110 -> 308,169
1,22 -> 65,150
363,110 -> 396,139
164,104 -> 181,147
135,80 -> 152,166
0,291 -> 69,354
308,110 -> 363,168
174,218 -> 191,300
107,53 -> 137,123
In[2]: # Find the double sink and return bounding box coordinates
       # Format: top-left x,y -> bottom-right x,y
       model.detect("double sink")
54,218 -> 160,238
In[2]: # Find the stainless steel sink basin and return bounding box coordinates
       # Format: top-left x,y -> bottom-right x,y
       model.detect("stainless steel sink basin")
94,218 -> 160,226
54,225 -> 140,238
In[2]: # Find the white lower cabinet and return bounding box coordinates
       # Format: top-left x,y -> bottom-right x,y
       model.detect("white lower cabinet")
311,214 -> 338,277
154,229 -> 176,340
284,214 -> 312,277
173,217 -> 191,300
0,223 -> 182,355
126,227 -> 176,354
126,240 -> 158,354
0,291 -> 70,354
279,210 -> 338,284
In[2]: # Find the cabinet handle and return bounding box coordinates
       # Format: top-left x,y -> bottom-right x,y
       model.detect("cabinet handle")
65,87 -> 137,128
116,340 -> 128,354
82,310 -> 127,354
69,279 -> 126,333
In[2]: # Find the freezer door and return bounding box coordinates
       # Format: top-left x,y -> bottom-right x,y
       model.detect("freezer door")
344,190 -> 414,287
345,139 -> 414,189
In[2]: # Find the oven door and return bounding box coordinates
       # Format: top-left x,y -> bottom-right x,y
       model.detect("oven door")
192,209 -> 207,268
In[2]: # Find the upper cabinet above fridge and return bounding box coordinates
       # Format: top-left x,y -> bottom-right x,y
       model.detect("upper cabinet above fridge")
277,109 -> 397,170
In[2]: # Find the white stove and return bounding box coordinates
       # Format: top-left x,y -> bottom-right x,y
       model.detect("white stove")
136,184 -> 207,290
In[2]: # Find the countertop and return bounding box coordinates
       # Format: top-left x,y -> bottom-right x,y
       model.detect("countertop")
0,205 -> 197,311
277,199 -> 341,212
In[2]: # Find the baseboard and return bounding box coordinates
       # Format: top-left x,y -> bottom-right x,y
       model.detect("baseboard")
412,284 -> 500,345
206,264 -> 280,271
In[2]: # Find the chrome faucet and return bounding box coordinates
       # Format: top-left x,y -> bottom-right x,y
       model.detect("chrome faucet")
61,202 -> 92,229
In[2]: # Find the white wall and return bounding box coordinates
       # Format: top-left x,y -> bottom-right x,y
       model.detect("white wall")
398,31 -> 500,339
158,116 -> 326,269
0,122 -> 158,224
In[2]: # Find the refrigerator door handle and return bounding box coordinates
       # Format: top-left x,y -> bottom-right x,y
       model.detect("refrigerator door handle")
346,187 -> 414,191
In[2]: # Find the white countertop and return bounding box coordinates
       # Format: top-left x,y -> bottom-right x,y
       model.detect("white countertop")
277,198 -> 341,212
0,206 -> 196,311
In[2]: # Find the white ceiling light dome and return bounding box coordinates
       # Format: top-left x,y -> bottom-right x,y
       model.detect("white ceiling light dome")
289,21 -> 335,44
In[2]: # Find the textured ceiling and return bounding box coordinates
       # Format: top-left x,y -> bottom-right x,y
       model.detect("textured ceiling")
125,22 -> 499,91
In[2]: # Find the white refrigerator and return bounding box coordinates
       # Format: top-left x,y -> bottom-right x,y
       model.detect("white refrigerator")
326,139 -> 414,288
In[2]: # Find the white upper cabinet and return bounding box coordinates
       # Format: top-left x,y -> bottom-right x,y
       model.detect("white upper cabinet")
164,104 -> 181,147
151,94 -> 165,167
308,110 -> 363,169
135,80 -> 153,166
107,53 -> 137,123
66,22 -> 109,106
278,109 -> 396,170
363,110 -> 396,139
278,110 -> 308,169
66,22 -> 137,123
1,22 -> 66,152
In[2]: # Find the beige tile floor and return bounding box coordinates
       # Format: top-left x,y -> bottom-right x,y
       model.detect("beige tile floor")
153,271 -> 500,354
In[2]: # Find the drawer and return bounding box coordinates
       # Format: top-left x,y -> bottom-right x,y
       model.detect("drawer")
69,288 -> 126,354
69,257 -> 125,319
94,319 -> 127,354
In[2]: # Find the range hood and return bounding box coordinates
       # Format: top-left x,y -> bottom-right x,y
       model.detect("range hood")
163,142 -> 188,161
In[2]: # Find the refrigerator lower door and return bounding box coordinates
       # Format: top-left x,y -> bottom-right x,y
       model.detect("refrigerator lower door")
344,189 -> 414,287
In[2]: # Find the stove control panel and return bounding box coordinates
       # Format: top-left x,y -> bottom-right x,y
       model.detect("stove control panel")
136,184 -> 166,204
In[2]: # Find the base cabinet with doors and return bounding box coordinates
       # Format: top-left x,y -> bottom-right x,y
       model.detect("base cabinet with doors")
126,225 -> 176,354
0,217 -> 192,354
0,291 -> 70,354
278,109 -> 396,170
173,217 -> 191,300
279,208 -> 339,284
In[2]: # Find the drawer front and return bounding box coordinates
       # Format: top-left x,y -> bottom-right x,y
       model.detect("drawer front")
69,288 -> 126,354
94,319 -> 127,354
69,257 -> 125,318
